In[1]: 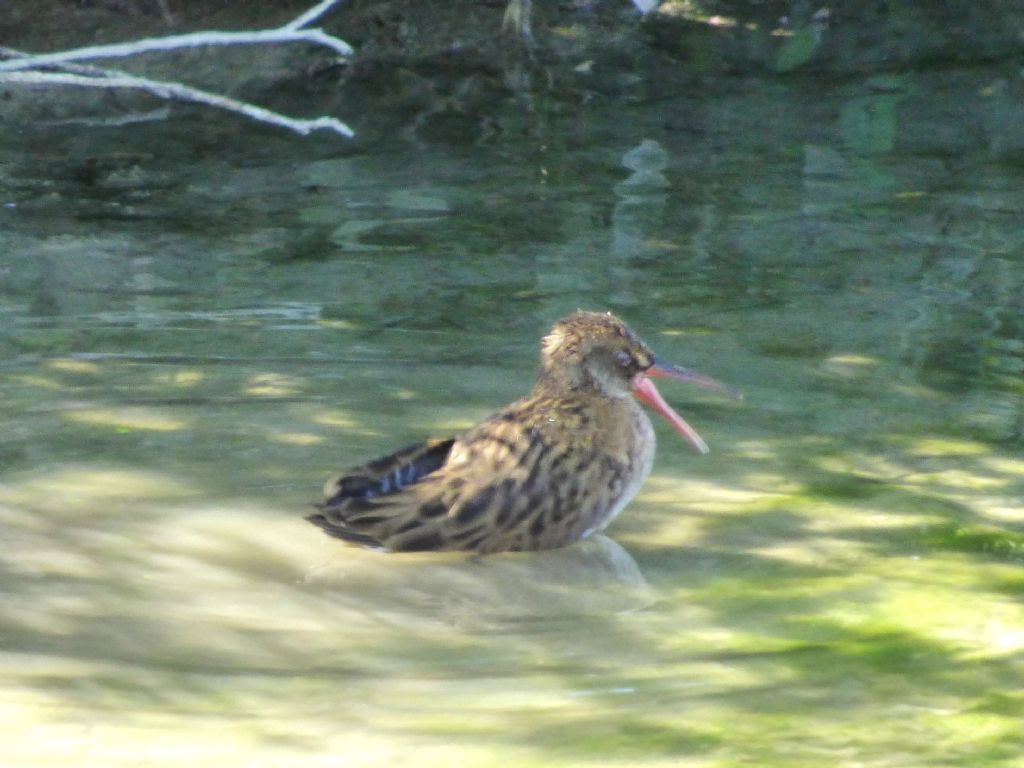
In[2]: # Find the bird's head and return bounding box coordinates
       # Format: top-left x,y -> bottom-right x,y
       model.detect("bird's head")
540,310 -> 739,453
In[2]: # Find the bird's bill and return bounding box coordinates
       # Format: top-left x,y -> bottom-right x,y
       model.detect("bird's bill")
646,359 -> 743,400
631,360 -> 740,455
631,375 -> 710,454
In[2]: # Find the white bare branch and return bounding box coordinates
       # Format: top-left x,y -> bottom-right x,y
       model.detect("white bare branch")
285,0 -> 348,31
0,27 -> 352,73
0,70 -> 354,137
0,1 -> 355,138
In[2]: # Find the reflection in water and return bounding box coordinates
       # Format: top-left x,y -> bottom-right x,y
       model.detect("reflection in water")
610,139 -> 670,308
304,535 -> 652,628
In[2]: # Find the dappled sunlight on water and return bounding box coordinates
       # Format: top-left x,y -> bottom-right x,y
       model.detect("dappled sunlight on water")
2,35 -> 1024,767
2,278 -> 1022,766
1,421 -> 1022,766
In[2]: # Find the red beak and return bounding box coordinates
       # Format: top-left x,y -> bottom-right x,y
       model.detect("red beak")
631,359 -> 740,454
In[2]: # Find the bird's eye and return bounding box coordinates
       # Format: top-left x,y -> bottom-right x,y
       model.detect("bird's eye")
615,350 -> 634,368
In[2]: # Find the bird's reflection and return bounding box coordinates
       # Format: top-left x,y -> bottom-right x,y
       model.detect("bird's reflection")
303,535 -> 651,628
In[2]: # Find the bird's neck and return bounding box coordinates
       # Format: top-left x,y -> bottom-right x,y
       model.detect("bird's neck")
533,366 -> 628,401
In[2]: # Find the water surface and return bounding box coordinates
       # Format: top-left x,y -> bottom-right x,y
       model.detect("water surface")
1,18 -> 1023,767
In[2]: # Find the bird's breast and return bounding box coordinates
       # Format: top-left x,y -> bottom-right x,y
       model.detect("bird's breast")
592,404 -> 655,533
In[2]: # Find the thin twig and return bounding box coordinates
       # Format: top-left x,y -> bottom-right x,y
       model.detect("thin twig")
285,0 -> 347,31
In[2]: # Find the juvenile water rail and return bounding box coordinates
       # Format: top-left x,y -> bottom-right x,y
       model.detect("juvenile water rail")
308,310 -> 738,553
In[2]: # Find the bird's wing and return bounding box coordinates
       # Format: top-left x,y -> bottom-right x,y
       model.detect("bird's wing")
308,437 -> 455,548
320,437 -> 456,506
308,400 -> 626,553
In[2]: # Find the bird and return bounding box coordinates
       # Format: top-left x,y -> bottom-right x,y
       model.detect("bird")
307,310 -> 738,554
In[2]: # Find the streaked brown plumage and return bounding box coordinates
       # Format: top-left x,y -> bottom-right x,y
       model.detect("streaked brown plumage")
307,311 -> 737,554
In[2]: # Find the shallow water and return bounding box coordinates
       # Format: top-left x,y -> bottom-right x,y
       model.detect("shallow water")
2,26 -> 1024,767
